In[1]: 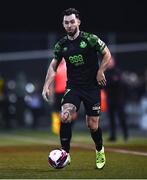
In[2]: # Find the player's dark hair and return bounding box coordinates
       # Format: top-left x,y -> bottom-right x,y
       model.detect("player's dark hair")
62,8 -> 80,19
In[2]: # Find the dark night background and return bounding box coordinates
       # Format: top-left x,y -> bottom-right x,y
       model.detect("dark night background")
0,0 -> 146,32
0,0 -> 147,76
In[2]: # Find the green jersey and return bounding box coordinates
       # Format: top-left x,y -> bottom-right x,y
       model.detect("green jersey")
53,31 -> 106,88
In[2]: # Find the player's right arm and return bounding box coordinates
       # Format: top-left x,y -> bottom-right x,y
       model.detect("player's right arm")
42,58 -> 59,102
42,39 -> 64,102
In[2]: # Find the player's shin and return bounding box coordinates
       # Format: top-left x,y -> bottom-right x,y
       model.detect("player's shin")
90,127 -> 103,151
60,121 -> 72,153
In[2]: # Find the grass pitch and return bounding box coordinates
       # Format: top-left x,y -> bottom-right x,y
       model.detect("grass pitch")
0,129 -> 147,179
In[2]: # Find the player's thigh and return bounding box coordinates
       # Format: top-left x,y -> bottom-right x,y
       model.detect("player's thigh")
82,88 -> 101,116
61,88 -> 81,112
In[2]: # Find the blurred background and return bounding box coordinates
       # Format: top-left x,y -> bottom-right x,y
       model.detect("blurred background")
0,0 -> 147,140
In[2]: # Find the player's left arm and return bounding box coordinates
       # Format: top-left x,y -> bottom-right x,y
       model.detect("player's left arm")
97,46 -> 111,86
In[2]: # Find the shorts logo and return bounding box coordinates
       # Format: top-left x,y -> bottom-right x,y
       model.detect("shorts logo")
64,89 -> 71,97
92,103 -> 101,114
61,89 -> 71,104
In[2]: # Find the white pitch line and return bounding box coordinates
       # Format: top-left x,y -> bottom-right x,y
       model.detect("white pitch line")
1,134 -> 147,157
106,148 -> 147,157
0,134 -> 57,145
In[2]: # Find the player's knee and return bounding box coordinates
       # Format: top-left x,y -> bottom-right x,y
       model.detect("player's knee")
61,103 -> 77,122
61,110 -> 71,121
86,116 -> 99,131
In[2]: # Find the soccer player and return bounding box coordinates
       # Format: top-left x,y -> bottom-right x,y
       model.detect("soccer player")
42,8 -> 111,169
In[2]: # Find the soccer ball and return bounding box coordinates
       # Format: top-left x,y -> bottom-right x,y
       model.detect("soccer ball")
48,149 -> 69,169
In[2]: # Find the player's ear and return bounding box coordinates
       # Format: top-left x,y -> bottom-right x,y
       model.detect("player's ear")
78,19 -> 81,25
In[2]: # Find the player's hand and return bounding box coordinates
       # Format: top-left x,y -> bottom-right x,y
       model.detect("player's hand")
97,70 -> 107,86
42,85 -> 50,102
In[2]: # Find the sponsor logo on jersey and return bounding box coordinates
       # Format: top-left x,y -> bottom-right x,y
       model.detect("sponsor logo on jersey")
68,54 -> 84,66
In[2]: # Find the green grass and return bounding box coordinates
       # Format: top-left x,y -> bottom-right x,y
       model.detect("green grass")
0,129 -> 147,179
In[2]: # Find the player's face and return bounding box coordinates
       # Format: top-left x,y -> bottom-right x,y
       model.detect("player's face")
63,14 -> 80,36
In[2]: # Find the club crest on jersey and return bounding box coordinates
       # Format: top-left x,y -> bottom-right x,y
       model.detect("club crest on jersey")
80,41 -> 87,48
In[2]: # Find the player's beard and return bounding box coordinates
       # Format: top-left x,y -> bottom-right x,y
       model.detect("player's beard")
67,27 -> 77,37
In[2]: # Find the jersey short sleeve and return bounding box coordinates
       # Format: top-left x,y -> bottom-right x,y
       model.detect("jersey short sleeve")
88,34 -> 106,54
53,42 -> 62,62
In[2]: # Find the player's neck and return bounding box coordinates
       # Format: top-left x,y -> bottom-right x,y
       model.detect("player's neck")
67,30 -> 80,40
